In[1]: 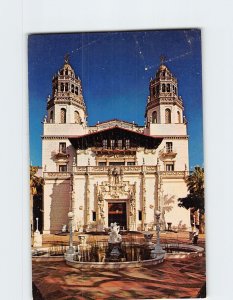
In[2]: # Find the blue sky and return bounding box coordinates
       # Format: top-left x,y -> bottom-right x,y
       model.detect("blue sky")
28,29 -> 203,169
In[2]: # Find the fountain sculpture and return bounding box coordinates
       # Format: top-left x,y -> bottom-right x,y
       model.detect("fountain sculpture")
107,222 -> 123,261
151,210 -> 166,258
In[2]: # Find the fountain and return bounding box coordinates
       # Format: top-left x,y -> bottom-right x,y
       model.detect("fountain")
64,212 -> 167,269
107,222 -> 123,262
32,210 -> 204,268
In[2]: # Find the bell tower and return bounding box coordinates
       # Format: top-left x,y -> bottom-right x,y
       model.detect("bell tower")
145,60 -> 187,136
46,54 -> 87,127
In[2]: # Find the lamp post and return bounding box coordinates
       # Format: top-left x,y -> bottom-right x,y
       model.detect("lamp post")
155,210 -> 162,249
151,210 -> 165,258
33,217 -> 42,248
35,217 -> 39,233
66,211 -> 75,256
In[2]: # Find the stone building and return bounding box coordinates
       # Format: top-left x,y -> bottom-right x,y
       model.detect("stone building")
42,57 -> 190,234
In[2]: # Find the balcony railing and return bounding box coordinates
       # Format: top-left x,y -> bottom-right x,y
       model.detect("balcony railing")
53,150 -> 69,160
43,168 -> 187,179
160,147 -> 177,158
160,171 -> 187,178
44,172 -> 71,179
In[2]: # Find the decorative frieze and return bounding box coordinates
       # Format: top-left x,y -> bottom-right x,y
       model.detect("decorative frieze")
44,172 -> 70,179
160,171 -> 186,178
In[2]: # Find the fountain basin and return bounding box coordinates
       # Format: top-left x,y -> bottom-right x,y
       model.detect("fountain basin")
163,243 -> 204,259
65,253 -> 165,270
32,243 -> 204,263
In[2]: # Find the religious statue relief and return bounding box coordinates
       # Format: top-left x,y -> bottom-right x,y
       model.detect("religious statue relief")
112,167 -> 119,184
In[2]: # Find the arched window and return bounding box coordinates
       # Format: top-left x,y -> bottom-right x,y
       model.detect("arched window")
162,84 -> 165,92
60,70 -> 63,76
166,84 -> 170,92
177,111 -> 181,123
65,83 -> 68,91
75,86 -> 78,95
60,108 -> 66,124
61,83 -> 64,92
65,69 -> 68,76
50,111 -> 53,123
152,111 -> 157,123
74,111 -> 81,124
71,84 -> 74,93
165,108 -> 171,124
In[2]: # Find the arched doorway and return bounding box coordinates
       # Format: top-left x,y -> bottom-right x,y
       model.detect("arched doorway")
108,201 -> 127,229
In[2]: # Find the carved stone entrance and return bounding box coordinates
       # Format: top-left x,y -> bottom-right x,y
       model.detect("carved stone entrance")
108,202 -> 127,229
96,166 -> 136,231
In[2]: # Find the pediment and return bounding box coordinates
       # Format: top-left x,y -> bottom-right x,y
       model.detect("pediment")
95,119 -> 139,130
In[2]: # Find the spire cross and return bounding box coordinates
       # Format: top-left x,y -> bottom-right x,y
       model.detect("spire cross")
64,53 -> 70,64
160,55 -> 166,65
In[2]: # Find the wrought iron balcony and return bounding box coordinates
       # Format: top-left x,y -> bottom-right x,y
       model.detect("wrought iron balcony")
159,147 -> 177,159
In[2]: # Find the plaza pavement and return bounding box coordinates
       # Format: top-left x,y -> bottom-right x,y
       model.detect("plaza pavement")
32,232 -> 206,299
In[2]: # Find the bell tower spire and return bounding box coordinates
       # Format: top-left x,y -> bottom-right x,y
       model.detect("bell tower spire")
144,60 -> 187,136
46,56 -> 88,126
64,53 -> 70,64
160,55 -> 166,65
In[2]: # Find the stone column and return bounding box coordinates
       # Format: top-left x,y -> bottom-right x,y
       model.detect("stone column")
129,184 -> 136,231
97,191 -> 105,231
156,159 -> 161,211
70,172 -> 76,231
141,165 -> 146,230
84,167 -> 90,226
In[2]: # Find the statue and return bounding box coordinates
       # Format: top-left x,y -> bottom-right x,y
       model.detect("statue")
108,222 -> 122,243
112,167 -> 119,184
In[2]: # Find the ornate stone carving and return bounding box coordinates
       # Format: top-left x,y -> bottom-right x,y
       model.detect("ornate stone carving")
96,172 -> 136,230
44,172 -> 70,179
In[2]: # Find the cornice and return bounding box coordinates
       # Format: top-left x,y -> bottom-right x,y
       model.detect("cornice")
42,135 -> 189,140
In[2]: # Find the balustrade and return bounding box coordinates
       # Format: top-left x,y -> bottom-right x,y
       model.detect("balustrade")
43,168 -> 186,178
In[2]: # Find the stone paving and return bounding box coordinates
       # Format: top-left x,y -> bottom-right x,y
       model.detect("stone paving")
32,233 -> 206,299
32,256 -> 206,299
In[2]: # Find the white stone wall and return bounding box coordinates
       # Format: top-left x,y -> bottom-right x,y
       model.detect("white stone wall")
43,123 -> 87,136
147,104 -> 183,125
161,179 -> 190,230
73,176 -> 86,227
76,150 -> 96,166
43,172 -> 190,233
157,138 -> 189,171
42,138 -> 75,172
43,179 -> 71,234
145,123 -> 187,136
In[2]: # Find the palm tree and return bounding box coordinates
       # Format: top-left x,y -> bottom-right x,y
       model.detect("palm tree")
178,166 -> 205,233
30,166 -> 44,233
